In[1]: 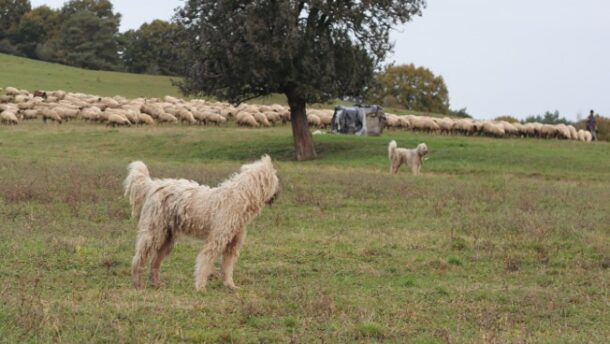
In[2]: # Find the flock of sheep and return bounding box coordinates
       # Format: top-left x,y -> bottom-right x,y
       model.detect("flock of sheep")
0,87 -> 295,128
0,86 -> 593,142
384,113 -> 593,142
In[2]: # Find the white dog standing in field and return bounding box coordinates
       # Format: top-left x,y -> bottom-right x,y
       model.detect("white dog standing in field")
124,155 -> 280,291
388,140 -> 428,176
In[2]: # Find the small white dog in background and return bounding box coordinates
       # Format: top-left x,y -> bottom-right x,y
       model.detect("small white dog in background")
124,155 -> 280,291
388,140 -> 429,176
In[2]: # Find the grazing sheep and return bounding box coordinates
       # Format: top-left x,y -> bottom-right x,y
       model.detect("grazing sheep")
482,122 -> 505,137
157,112 -> 178,123
306,113 -> 322,128
107,114 -> 131,127
205,113 -> 227,125
4,87 -> 20,96
438,118 -> 455,134
384,114 -> 400,128
136,113 -> 155,125
388,140 -> 429,176
1,111 -> 19,125
176,109 -> 197,124
124,155 -> 280,291
39,108 -> 63,124
236,112 -> 259,127
568,125 -> 579,141
554,124 -> 571,140
21,109 -> 39,120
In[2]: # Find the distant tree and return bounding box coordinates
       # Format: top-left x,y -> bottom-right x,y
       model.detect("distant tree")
59,0 -> 117,19
51,0 -> 122,70
176,1 -> 426,160
121,20 -> 187,76
372,64 -> 449,114
495,115 -> 519,123
448,107 -> 472,119
0,0 -> 31,40
524,110 -> 572,125
10,6 -> 60,58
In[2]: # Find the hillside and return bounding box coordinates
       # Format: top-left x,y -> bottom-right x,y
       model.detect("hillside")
0,53 -> 182,99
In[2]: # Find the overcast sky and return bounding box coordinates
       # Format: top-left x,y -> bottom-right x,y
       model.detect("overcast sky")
31,0 -> 609,120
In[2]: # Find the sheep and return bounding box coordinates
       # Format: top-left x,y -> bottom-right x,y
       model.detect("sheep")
176,109 -> 197,124
141,103 -> 166,119
481,121 -> 505,137
204,113 -> 227,125
384,114 -> 400,128
438,117 -> 455,134
578,129 -> 592,142
157,112 -> 178,123
1,111 -> 19,125
107,114 -> 131,127
4,87 -> 20,96
54,106 -> 79,121
411,116 -> 440,133
0,95 -> 12,103
21,109 -> 39,120
568,125 -> 579,141
397,116 -> 411,129
306,113 -> 321,128
79,107 -> 103,121
263,111 -> 281,125
14,95 -> 30,103
236,112 -> 259,127
39,108 -> 63,124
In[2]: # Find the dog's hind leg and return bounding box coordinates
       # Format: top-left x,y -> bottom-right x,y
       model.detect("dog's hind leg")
149,235 -> 175,288
132,233 -> 154,289
222,231 -> 246,290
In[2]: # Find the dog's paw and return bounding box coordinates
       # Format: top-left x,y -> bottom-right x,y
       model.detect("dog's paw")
223,282 -> 240,291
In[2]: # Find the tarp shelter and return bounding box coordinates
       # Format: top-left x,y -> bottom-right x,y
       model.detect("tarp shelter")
330,105 -> 386,136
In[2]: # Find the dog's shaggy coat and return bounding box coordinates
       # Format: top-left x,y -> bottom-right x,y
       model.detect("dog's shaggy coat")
124,156 -> 280,291
388,140 -> 428,176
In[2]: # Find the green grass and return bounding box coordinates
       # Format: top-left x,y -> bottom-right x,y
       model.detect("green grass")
0,53 -> 182,98
0,121 -> 608,343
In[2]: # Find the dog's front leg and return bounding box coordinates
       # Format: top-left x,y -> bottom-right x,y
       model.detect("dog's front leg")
222,231 -> 246,290
194,247 -> 217,291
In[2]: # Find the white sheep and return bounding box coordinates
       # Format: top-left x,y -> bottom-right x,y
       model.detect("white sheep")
1,111 -> 19,125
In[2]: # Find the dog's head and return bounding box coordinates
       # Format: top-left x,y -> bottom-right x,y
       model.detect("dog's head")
241,155 -> 280,206
416,143 -> 428,157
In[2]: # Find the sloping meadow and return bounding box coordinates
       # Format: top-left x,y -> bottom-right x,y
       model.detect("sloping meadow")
0,123 -> 609,342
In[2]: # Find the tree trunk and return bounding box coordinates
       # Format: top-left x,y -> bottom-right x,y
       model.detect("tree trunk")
286,90 -> 317,161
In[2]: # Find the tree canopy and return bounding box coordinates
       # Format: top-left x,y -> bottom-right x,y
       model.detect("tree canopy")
176,0 -> 426,160
372,64 -> 449,114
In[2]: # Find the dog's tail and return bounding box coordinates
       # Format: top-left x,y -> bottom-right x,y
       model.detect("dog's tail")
124,161 -> 152,219
388,140 -> 397,160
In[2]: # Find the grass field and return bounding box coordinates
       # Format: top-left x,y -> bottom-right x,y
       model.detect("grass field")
0,120 -> 609,343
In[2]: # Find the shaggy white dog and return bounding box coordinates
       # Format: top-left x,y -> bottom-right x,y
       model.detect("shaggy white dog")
124,155 -> 280,291
388,140 -> 428,176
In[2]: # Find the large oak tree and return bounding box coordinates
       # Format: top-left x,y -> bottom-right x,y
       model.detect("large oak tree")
176,0 -> 426,160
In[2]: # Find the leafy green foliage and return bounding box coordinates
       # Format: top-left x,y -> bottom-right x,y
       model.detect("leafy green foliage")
0,0 -> 31,40
448,107 -> 472,118
53,6 -> 122,71
524,110 -> 572,125
495,115 -> 519,123
9,6 -> 59,58
371,63 -> 450,114
120,20 -> 187,76
175,1 -> 426,103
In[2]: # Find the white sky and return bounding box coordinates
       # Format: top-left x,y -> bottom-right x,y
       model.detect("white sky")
31,0 -> 610,120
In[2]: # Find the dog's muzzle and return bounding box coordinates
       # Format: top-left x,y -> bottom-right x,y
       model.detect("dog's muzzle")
266,189 -> 280,206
